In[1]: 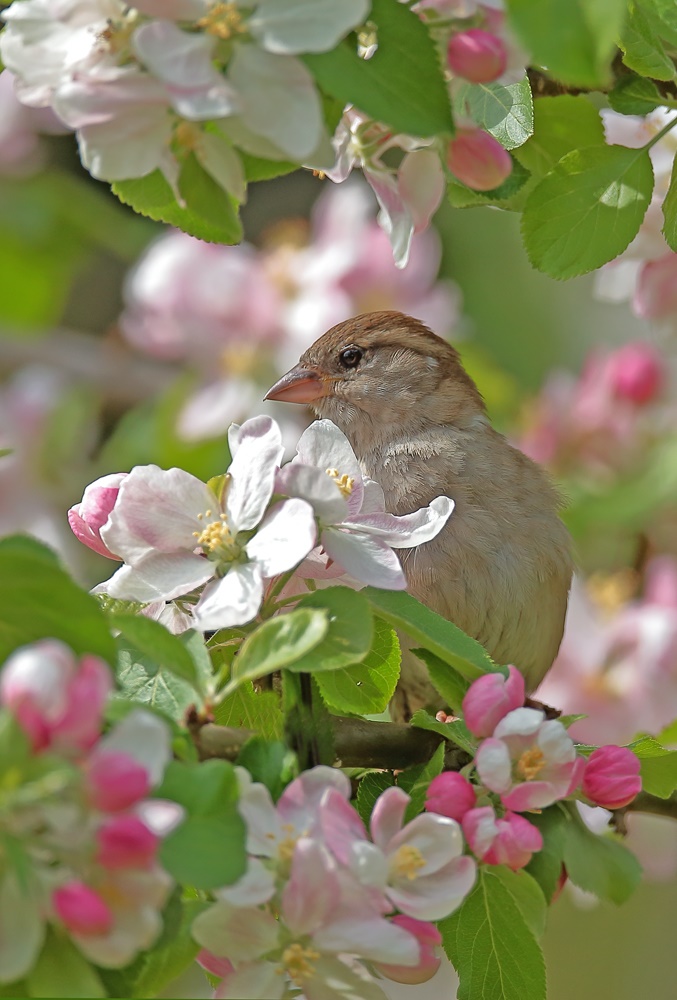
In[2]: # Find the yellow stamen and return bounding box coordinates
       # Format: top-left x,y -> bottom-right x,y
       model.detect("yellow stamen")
99,11 -> 139,54
277,823 -> 297,863
326,468 -> 355,498
391,844 -> 426,881
517,747 -> 546,781
197,2 -> 246,39
174,121 -> 201,152
282,943 -> 321,986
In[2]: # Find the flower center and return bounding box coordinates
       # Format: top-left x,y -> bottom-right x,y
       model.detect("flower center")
174,121 -> 201,152
99,11 -> 139,55
326,468 -> 354,497
391,844 -> 426,881
197,2 -> 246,40
517,747 -> 546,781
282,943 -> 320,986
193,510 -> 240,561
277,823 -> 298,864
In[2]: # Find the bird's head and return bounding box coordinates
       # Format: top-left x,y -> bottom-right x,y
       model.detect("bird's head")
265,311 -> 486,453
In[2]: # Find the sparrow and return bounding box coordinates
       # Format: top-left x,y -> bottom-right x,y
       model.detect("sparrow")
266,310 -> 573,718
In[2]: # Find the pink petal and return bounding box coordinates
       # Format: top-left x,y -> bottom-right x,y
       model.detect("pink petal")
501,780 -> 562,811
370,786 -> 409,850
387,814 -> 464,875
320,788 -> 368,865
462,665 -> 525,738
281,838 -> 339,935
398,149 -> 445,233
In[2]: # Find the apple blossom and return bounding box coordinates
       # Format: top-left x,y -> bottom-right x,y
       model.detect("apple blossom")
96,814 -> 159,869
424,771 -> 477,821
462,805 -> 543,870
375,915 -> 443,986
277,418 -> 454,589
462,663 -> 525,738
607,342 -> 663,405
475,707 -> 585,811
447,127 -> 513,191
84,750 -> 151,812
447,29 -> 507,83
68,472 -> 126,558
582,746 -> 642,810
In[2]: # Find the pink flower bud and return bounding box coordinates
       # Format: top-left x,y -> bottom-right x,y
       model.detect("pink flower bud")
607,342 -> 663,405
462,806 -> 543,870
582,745 -> 642,810
633,253 -> 677,320
53,882 -> 113,937
447,128 -> 512,191
447,29 -> 507,83
376,915 -> 442,985
68,473 -> 126,559
85,751 -> 151,813
96,815 -> 159,870
462,665 -> 524,738
0,640 -> 112,753
425,772 -> 476,821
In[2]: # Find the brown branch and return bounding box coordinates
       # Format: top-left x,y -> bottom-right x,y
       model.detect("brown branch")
622,790 -> 677,821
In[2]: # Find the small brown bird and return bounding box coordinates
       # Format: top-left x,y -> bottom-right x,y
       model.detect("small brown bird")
266,311 -> 573,717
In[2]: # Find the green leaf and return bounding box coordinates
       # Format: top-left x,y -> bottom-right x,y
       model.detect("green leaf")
410,709 -> 476,756
27,930 -> 105,998
522,144 -> 655,279
562,806 -> 642,904
156,759 -> 239,817
398,741 -> 445,823
240,151 -> 297,182
111,614 -> 203,695
130,900 -> 208,999
303,0 -> 452,137
628,735 -> 677,798
506,0 -> 627,88
514,95 -> 605,179
440,866 -> 546,1000
608,74 -> 665,115
355,771 -> 395,826
115,637 -> 199,724
315,617 -> 399,715
619,1 -> 677,80
288,587 -> 374,673
662,155 -> 677,251
524,804 -> 569,903
230,609 -> 329,686
0,536 -> 116,665
160,813 -> 247,890
237,737 -> 297,801
412,647 -> 469,712
363,587 -> 496,681
488,868 -> 547,940
456,77 -> 533,150
213,681 -> 284,740
113,154 -> 242,245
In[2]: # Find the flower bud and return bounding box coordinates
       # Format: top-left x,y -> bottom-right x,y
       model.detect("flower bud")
376,915 -> 442,985
53,882 -> 113,937
462,664 -> 524,738
447,128 -> 512,191
425,772 -> 476,821
68,473 -> 126,559
447,29 -> 507,83
582,745 -> 641,810
462,806 -> 543,870
85,750 -> 151,813
607,342 -> 663,405
96,815 -> 159,869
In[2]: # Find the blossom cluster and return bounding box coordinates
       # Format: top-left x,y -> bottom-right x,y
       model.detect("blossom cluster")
69,414 -> 455,630
0,639 -> 181,980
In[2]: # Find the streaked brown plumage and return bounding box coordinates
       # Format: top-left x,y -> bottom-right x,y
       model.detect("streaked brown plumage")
266,310 -> 573,717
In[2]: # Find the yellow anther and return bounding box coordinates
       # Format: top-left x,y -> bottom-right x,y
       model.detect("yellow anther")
391,844 -> 426,881
282,943 -> 321,986
197,2 -> 246,39
326,468 -> 355,497
517,747 -> 546,781
174,121 -> 201,152
100,11 -> 139,54
195,515 -> 233,554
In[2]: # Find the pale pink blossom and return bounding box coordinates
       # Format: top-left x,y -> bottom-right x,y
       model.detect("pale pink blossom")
462,664 -> 525,737
68,472 -> 126,558
446,127 -> 513,190
424,772 -> 477,821
475,707 -> 585,811
582,745 -> 642,810
462,805 -> 542,869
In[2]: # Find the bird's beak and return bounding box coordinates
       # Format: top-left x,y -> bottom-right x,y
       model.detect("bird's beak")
264,365 -> 330,404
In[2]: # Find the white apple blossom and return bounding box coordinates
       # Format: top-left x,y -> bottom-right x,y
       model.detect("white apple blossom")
277,419 -> 454,588
97,415 -> 317,629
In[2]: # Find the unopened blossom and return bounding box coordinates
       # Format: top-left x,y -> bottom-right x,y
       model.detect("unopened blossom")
462,664 -> 525,738
84,750 -> 151,812
278,419 -> 454,589
447,29 -> 507,83
68,472 -> 127,558
375,915 -> 442,986
462,805 -> 542,870
582,746 -> 642,810
446,127 -> 512,191
476,707 -> 585,811
53,882 -> 113,937
95,416 -> 316,629
0,639 -> 112,754
424,772 -> 477,822
606,342 -> 663,404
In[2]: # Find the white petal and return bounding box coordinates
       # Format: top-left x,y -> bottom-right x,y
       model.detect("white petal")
215,962 -> 285,1000
387,855 -> 477,921
398,149 -> 445,233
193,563 -> 264,630
227,415 -> 283,531
216,858 -> 276,906
98,709 -> 172,785
314,915 -> 420,967
249,0 -> 369,54
235,777 -> 281,856
227,46 -> 322,160
347,495 -> 455,548
493,707 -> 545,739
192,902 -> 279,961
100,551 -> 214,603
365,166 -> 414,269
76,904 -> 163,967
322,529 -> 406,588
360,479 -> 386,515
246,498 -> 317,576
388,814 -> 464,875
136,799 -> 184,837
0,872 -> 44,983
295,419 -> 362,485
475,738 -> 513,794
277,463 -> 348,524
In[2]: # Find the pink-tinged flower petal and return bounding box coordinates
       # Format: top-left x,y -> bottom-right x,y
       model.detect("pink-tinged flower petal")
276,462 -> 349,524
281,838 -> 339,935
475,737 -> 512,793
376,915 -> 442,985
277,764 -> 351,829
370,786 -> 410,850
226,415 -> 284,531
197,950 -> 233,978
249,0 -> 370,55
446,128 -> 512,191
320,788 -> 368,865
97,710 -> 172,786
101,464 -> 217,563
607,342 -> 663,404
537,719 -> 578,766
634,253 -> 677,319
493,707 -> 545,743
192,562 -> 264,630
53,882 -> 113,937
425,772 -> 477,821
96,815 -> 158,870
233,771 -> 280,856
463,806 -> 542,870
85,751 -> 151,813
462,665 -> 525,738
313,913 -> 421,968
398,149 -> 445,233
294,419 -> 364,507
101,551 -> 214,603
462,805 -> 499,858
447,28 -> 507,82
348,496 -> 454,548
364,164 -> 414,269
322,528 -> 406,588
387,813 -> 465,875
387,855 -> 477,921
192,902 -> 279,961
246,497 -> 316,577
50,654 -> 112,752
501,780 -> 562,812
582,745 -> 642,809
214,961 -> 284,1000
68,473 -> 126,558
216,858 -> 276,907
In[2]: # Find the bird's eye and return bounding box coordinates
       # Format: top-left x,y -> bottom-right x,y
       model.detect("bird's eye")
338,346 -> 363,369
